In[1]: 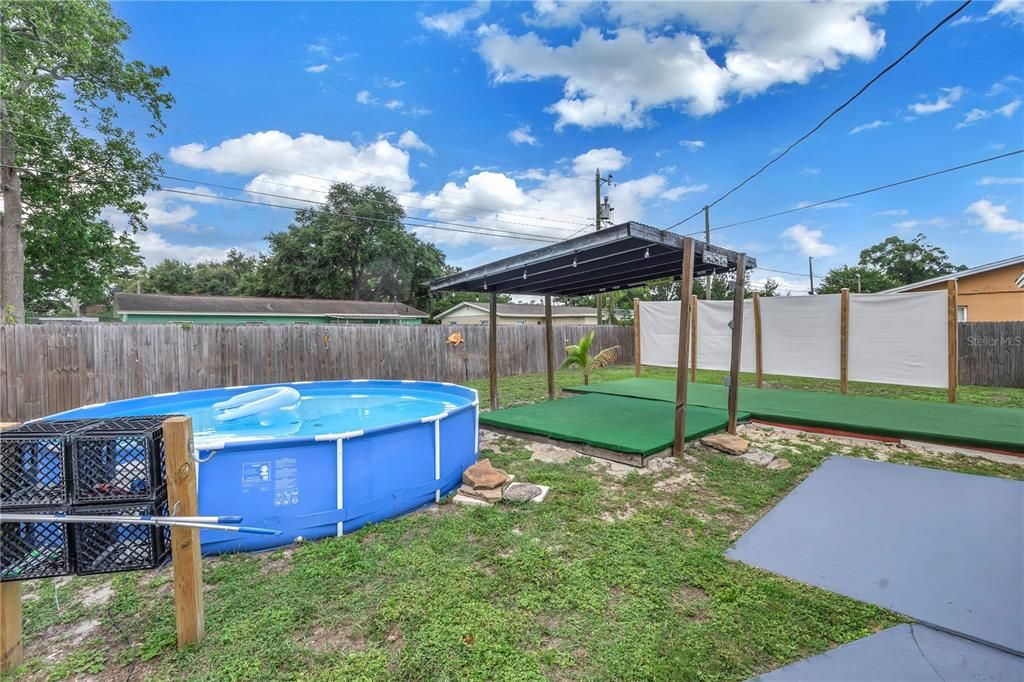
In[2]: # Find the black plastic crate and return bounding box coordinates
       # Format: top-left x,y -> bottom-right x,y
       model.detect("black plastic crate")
69,416 -> 175,505
72,499 -> 171,576
1,512 -> 75,582
1,420 -> 98,508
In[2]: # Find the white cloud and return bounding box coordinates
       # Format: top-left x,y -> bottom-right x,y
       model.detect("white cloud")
421,0 -> 490,35
572,147 -> 628,175
966,199 -> 1024,235
508,124 -> 539,146
659,184 -> 708,201
374,77 -> 405,88
990,0 -> 1024,22
384,99 -> 404,110
908,86 -> 963,115
849,119 -> 888,134
893,217 -> 948,231
408,106 -> 432,117
305,64 -> 329,74
132,230 -> 246,265
799,167 -> 821,176
397,130 -> 433,154
978,176 -> 1024,185
169,130 -> 415,205
477,2 -> 885,129
355,90 -> 374,105
956,98 -> 1021,128
782,224 -> 836,257
679,139 -> 705,152
987,75 -> 1021,97
997,98 -> 1022,117
873,208 -> 908,216
523,0 -> 594,27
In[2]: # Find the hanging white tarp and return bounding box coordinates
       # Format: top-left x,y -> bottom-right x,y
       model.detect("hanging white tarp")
638,291 -> 949,388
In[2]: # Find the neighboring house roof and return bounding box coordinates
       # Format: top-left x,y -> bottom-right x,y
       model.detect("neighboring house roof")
881,255 -> 1024,294
115,293 -> 429,318
435,302 -> 598,318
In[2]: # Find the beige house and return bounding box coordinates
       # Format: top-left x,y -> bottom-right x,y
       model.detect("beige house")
435,302 -> 599,326
882,255 -> 1023,322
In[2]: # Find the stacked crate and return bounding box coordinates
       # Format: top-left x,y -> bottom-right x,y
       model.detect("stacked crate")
1,417 -> 173,581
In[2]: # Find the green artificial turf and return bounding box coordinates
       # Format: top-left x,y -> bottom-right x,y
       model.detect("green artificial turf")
565,378 -> 1024,453
480,393 -> 747,455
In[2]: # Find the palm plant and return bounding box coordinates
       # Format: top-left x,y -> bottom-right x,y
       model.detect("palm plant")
560,331 -> 619,385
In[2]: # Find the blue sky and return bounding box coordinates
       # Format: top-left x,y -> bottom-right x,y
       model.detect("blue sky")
107,0 -> 1024,294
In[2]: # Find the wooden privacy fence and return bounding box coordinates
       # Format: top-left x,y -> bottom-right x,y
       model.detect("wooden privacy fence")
0,323 -> 634,422
958,321 -> 1024,389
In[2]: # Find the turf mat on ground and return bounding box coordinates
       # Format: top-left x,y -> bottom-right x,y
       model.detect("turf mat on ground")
564,378 -> 1024,453
479,393 -> 745,455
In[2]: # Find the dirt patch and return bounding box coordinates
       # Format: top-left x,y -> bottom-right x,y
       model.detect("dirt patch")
81,582 -> 116,608
297,623 -> 367,653
653,472 -> 700,492
673,584 -> 710,622
259,548 -> 295,576
528,441 -> 584,465
25,618 -> 103,665
599,507 -> 636,523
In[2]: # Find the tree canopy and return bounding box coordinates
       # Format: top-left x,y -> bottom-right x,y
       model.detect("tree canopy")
819,234 -> 965,295
1,0 -> 173,320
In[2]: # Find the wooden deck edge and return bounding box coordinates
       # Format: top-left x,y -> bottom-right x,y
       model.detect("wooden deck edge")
480,425 -> 662,468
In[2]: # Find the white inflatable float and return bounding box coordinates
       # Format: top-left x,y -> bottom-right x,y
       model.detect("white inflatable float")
213,386 -> 302,422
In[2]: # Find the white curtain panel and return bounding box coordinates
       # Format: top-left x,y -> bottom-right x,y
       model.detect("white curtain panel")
848,291 -> 948,388
638,292 -> 948,388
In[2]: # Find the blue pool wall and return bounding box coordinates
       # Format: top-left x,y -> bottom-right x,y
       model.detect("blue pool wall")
43,380 -> 480,553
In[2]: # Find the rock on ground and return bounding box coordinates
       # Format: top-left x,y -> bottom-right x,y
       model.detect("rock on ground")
462,458 -> 510,489
767,457 -> 792,471
738,448 -> 775,466
701,433 -> 750,456
503,482 -> 547,503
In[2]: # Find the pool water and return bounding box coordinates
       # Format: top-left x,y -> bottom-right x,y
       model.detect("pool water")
82,385 -> 472,447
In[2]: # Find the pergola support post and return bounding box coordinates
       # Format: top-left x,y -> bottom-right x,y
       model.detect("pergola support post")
544,295 -> 555,400
727,254 -> 747,434
633,298 -> 641,377
489,293 -> 498,411
672,238 -> 696,456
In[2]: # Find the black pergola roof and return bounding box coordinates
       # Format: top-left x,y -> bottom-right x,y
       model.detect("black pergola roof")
430,221 -> 755,296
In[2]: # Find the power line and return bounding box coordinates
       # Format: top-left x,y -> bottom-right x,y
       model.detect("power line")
0,161 -> 562,244
681,148 -> 1023,237
666,0 -> 973,231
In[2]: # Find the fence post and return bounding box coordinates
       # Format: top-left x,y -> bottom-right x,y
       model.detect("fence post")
947,281 -> 958,403
689,294 -> 698,382
840,288 -> 850,394
633,298 -> 641,377
488,294 -> 498,411
163,416 -> 205,650
752,292 -> 763,388
544,296 -> 555,400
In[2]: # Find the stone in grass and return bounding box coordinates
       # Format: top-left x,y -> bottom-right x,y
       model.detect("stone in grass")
462,458 -> 510,489
458,484 -> 503,503
503,482 -> 550,504
767,457 -> 792,471
738,449 -> 775,466
700,433 -> 750,456
453,493 -> 492,507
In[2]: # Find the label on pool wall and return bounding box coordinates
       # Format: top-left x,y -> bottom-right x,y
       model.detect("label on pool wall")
273,457 -> 299,507
242,462 -> 272,493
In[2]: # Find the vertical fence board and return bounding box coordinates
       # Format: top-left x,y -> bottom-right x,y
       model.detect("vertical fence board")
958,321 -> 1023,388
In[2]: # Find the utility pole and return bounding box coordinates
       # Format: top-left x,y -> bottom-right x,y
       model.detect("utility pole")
808,256 -> 815,295
704,205 -> 712,300
594,168 -> 613,324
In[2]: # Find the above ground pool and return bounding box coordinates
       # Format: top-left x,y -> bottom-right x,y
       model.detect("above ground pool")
45,380 -> 480,553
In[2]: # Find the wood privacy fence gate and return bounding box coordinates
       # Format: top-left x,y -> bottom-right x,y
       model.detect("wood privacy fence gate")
0,323 -> 634,422
958,321 -> 1024,389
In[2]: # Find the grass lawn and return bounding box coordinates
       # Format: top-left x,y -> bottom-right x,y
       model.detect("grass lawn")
8,369 -> 1023,681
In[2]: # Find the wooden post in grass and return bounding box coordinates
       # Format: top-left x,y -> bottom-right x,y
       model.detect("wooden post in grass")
839,288 -> 850,394
752,292 -> 763,389
947,280 -> 958,404
544,295 -> 556,400
633,298 -> 641,377
727,255 -> 747,434
1,423 -> 22,674
163,416 -> 205,650
673,238 -> 696,456
689,294 -> 698,383
488,293 -> 499,411
0,582 -> 21,673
